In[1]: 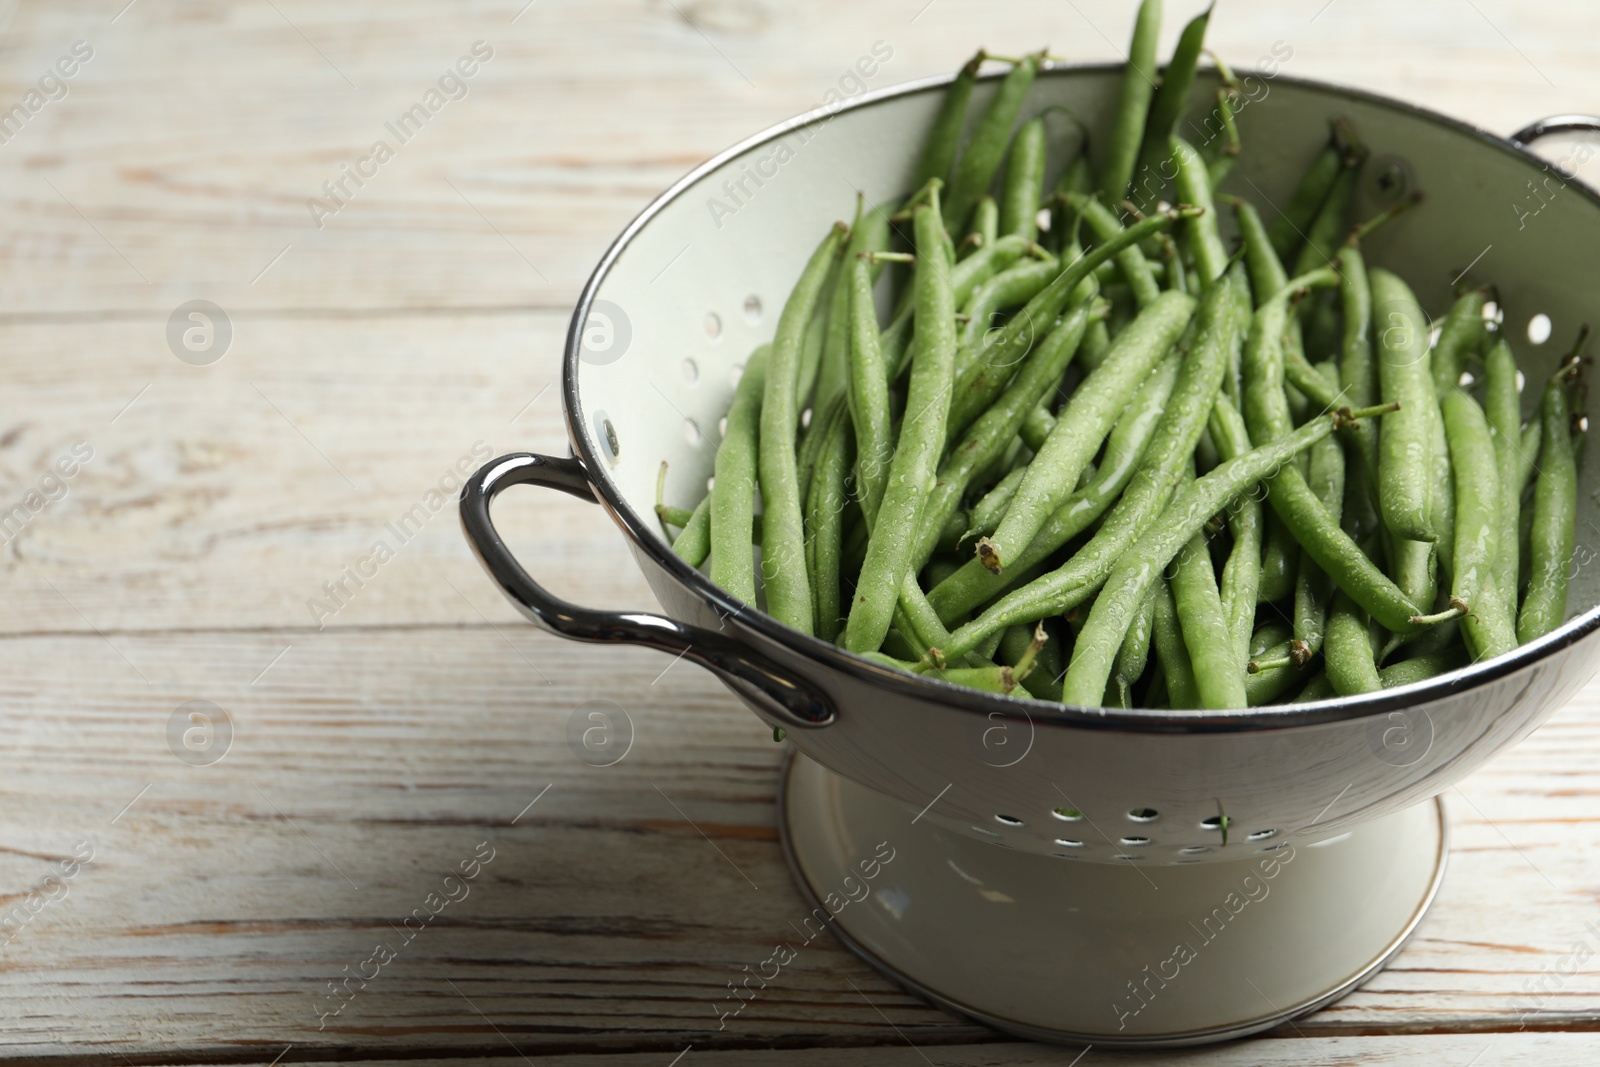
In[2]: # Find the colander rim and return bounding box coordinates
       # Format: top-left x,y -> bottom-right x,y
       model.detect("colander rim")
564,61 -> 1600,733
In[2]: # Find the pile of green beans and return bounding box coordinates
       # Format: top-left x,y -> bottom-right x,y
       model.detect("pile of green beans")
658,0 -> 1586,708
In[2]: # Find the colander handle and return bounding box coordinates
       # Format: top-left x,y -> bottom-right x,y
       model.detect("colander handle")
459,452 -> 835,728
1509,114 -> 1600,147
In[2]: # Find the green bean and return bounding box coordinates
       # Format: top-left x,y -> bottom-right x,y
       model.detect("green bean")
1170,136 -> 1228,285
843,204 -> 957,652
1268,131 -> 1342,262
1113,588 -> 1158,707
1150,578 -> 1201,709
1518,420 -> 1542,496
795,244 -> 845,412
913,303 -> 1094,572
930,278 -> 1234,646
1100,0 -> 1162,206
1000,117 -> 1047,241
1243,270 -> 1427,633
1324,591 -> 1381,695
961,257 -> 1061,350
656,504 -> 696,530
1218,489 -> 1263,678
1290,161 -> 1357,278
670,495 -> 712,567
1292,672 -> 1336,702
1370,268 -> 1437,543
1483,339 -> 1524,612
1055,402 -> 1382,708
1429,383 -> 1455,586
806,403 -> 854,641
1049,155 -> 1094,253
796,391 -> 844,511
944,54 -> 1040,233
1128,3 -> 1211,212
1518,373 -> 1578,643
1172,529 -> 1246,708
1336,246 -> 1383,544
882,235 -> 1030,383
709,346 -> 769,603
1291,362 -> 1346,666
1075,193 -> 1162,307
977,289 -> 1194,575
848,259 -> 893,529
1440,388 -> 1514,660
816,203 -> 890,412
915,51 -> 983,191
1231,198 -> 1286,308
1021,403 -> 1056,451
1430,290 -> 1487,398
966,465 -> 1026,543
927,340 -> 1186,631
1244,638 -> 1304,706
1379,647 -> 1468,689
970,195 -> 999,254
760,224 -> 847,632
1080,318 -> 1113,371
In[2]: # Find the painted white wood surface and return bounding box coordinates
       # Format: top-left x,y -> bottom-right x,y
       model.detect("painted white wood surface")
1,0 -> 1597,1062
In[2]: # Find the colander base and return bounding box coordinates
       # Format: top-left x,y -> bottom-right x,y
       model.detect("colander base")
778,752 -> 1447,1047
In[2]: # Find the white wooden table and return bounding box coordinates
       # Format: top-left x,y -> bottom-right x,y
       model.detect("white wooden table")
3,1 -> 1598,1062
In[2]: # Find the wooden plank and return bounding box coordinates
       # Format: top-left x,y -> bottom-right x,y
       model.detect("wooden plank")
0,0 -> 1595,314
0,627 -> 1597,1059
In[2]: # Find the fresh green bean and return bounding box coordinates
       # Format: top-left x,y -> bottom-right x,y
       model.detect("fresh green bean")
1244,628 -> 1305,707
1518,420 -> 1543,496
710,346 -> 769,602
1518,373 -> 1578,643
915,51 -> 983,191
816,204 -> 890,411
1370,268 -> 1438,543
914,304 -> 1094,572
671,495 -> 712,567
1483,339 -> 1523,612
928,339 -> 1187,631
1292,672 -> 1336,702
1021,403 -> 1056,451
795,245 -> 845,412
1075,193 -> 1162,307
1324,591 -> 1381,695
760,224 -> 848,632
1100,0 -> 1162,206
844,204 -> 957,652
1289,363 -> 1346,666
882,237 -> 1030,383
1441,388 -> 1515,660
848,259 -> 893,529
1290,161 -> 1357,278
970,195 -> 999,253
1337,245 -> 1382,545
1269,130 -> 1342,262
1171,135 -> 1228,285
1050,155 -> 1094,252
1113,588 -> 1158,707
1172,528 -> 1246,708
1430,290 -> 1487,398
806,402 -> 854,641
1231,198 -> 1286,307
944,54 -> 1040,233
1000,116 -> 1047,241
1129,2 -> 1211,212
1379,647 -> 1469,689
977,290 -> 1195,575
1242,270 -> 1427,633
1061,397 -> 1377,707
1150,578 -> 1201,709
961,257 -> 1061,350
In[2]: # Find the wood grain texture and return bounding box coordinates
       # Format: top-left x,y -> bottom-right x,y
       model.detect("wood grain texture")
1,630 -> 1598,1061
2,0 -> 1598,1061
